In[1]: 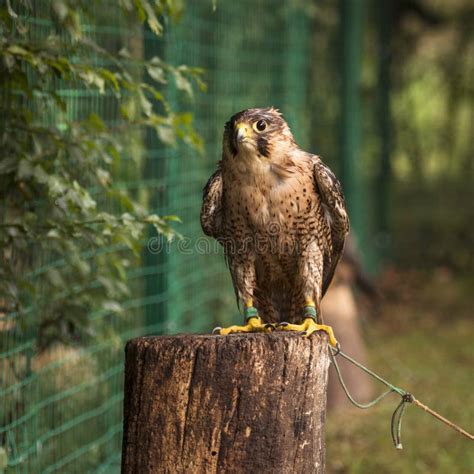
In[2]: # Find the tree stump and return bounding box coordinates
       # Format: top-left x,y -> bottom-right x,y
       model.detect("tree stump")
121,333 -> 330,474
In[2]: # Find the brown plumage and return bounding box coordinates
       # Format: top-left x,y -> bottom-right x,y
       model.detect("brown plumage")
201,107 -> 349,325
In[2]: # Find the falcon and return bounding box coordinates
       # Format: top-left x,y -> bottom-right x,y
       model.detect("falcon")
201,108 -> 349,346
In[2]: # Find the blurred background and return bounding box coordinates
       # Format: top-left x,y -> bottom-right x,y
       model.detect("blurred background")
0,0 -> 472,472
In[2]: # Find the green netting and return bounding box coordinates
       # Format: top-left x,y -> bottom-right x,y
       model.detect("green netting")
1,1 -> 351,472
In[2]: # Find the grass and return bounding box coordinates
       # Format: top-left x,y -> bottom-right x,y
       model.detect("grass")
326,270 -> 474,473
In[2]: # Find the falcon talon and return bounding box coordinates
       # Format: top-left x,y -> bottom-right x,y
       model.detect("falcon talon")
213,315 -> 272,335
212,326 -> 222,335
276,318 -> 339,347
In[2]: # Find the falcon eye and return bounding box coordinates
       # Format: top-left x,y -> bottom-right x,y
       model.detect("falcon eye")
254,119 -> 267,132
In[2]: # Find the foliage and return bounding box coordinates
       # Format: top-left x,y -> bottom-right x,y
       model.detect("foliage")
0,0 -> 205,348
387,1 -> 474,272
390,27 -> 473,183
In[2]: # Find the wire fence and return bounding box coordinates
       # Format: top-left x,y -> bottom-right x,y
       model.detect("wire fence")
0,1 -> 344,472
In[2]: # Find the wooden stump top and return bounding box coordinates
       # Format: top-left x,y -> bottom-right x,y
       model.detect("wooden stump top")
122,333 -> 329,473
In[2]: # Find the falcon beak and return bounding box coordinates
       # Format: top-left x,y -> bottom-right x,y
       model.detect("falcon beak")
233,123 -> 249,150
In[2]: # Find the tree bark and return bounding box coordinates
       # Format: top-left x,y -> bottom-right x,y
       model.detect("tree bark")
121,333 -> 330,474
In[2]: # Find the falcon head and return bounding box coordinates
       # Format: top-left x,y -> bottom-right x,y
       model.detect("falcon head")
222,107 -> 295,161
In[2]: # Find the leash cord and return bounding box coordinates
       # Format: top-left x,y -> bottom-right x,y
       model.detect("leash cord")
329,345 -> 474,448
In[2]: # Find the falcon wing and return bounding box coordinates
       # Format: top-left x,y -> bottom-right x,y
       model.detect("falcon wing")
200,167 -> 223,238
312,157 -> 350,296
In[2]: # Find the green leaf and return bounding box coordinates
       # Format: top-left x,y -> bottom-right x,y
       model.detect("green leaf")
97,168 -> 111,186
52,0 -> 68,21
7,44 -> 29,56
138,90 -> 152,117
46,268 -> 64,288
0,156 -> 17,174
146,57 -> 166,83
6,0 -> 19,18
118,47 -> 131,58
48,175 -> 66,196
163,215 -> 182,223
132,0 -> 146,23
47,229 -> 61,239
174,70 -> 193,98
86,113 -> 106,132
102,301 -> 123,313
119,103 -> 131,120
156,125 -> 175,145
143,1 -> 163,35
99,68 -> 120,93
33,165 -> 49,184
79,70 -> 105,93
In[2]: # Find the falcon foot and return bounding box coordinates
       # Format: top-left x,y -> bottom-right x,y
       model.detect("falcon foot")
213,316 -> 273,335
213,307 -> 273,335
276,318 -> 338,347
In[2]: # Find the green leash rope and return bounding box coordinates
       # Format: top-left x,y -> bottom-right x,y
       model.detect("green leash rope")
328,345 -> 474,449
329,349 -> 397,409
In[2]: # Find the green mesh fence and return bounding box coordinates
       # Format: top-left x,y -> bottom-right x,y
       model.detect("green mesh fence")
1,1 -> 353,472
